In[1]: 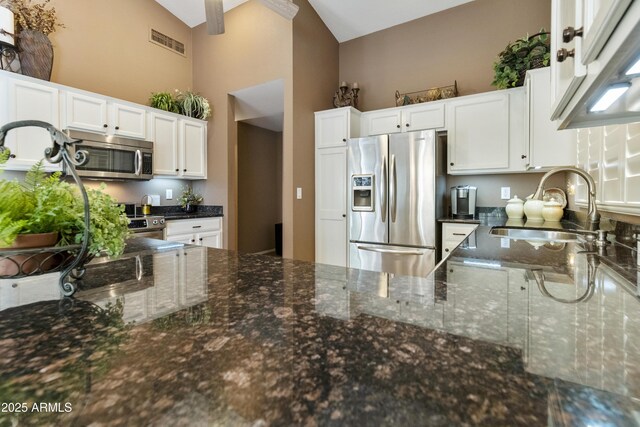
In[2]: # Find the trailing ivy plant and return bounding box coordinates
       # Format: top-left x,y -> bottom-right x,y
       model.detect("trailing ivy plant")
492,30 -> 551,89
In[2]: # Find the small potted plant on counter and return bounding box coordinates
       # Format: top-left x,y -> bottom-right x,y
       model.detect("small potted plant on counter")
178,187 -> 203,213
0,160 -> 130,275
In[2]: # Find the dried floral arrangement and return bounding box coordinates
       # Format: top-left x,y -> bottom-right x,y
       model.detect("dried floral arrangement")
0,0 -> 64,35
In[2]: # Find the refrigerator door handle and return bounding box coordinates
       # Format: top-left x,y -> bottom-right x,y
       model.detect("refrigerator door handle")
390,154 -> 397,222
381,158 -> 387,223
356,244 -> 425,256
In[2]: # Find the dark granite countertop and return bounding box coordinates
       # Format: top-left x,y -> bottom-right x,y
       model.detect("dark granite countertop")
1,225 -> 639,425
151,205 -> 224,221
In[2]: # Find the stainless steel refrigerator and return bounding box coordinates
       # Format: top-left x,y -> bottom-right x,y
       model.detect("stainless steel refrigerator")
348,130 -> 446,277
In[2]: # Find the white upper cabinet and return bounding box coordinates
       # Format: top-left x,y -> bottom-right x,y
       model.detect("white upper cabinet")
63,91 -> 108,133
447,88 -> 525,174
315,107 -> 361,148
150,112 -> 179,176
110,102 -> 146,139
62,90 -> 147,139
362,102 -> 445,136
181,119 -> 207,179
0,74 -> 61,172
551,0 -> 640,128
524,68 -> 577,170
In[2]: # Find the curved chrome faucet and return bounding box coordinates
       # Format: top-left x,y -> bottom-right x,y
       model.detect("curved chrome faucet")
532,166 -> 600,232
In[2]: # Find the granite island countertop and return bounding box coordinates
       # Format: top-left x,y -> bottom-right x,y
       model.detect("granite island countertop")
1,226 -> 639,426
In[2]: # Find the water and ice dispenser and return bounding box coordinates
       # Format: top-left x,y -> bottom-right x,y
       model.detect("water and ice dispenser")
352,174 -> 374,211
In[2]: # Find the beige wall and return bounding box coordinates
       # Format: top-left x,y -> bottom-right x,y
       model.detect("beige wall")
237,123 -> 281,253
447,173 -> 565,208
339,0 -> 551,111
49,0 -> 192,105
191,1 -> 293,252
291,0 -> 339,261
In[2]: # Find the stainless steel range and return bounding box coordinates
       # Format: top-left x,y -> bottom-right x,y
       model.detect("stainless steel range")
127,215 -> 166,240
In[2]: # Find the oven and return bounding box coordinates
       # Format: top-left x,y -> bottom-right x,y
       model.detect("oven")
66,130 -> 153,180
127,215 -> 166,240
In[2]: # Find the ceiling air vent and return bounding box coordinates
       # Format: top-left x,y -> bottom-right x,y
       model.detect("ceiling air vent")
149,29 -> 186,56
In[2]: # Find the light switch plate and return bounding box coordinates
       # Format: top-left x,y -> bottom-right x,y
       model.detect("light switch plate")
501,187 -> 511,200
296,187 -> 302,200
166,189 -> 173,200
501,238 -> 510,248
149,195 -> 161,206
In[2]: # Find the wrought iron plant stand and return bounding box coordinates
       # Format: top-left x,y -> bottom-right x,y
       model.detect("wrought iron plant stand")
0,120 -> 91,296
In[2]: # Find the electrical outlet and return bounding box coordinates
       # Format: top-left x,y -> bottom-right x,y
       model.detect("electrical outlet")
501,238 -> 511,249
296,187 -> 303,200
501,187 -> 510,200
166,189 -> 173,200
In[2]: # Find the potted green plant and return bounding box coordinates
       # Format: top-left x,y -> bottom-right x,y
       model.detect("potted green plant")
178,186 -> 203,213
491,30 -> 550,89
0,161 -> 130,275
149,91 -> 180,114
178,91 -> 212,120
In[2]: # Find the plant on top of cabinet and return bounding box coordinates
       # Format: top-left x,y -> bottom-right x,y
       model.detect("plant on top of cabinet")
492,30 -> 550,89
149,91 -> 180,114
178,91 -> 211,121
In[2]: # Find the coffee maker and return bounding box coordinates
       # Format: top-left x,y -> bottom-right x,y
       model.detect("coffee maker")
451,185 -> 477,219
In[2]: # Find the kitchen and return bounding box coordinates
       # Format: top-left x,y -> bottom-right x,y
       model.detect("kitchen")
2,0 -> 640,425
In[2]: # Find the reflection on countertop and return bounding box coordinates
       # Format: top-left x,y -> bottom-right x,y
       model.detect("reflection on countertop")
1,227 -> 639,425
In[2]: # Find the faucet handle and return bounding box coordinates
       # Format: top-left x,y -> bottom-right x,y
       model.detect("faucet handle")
595,230 -> 608,247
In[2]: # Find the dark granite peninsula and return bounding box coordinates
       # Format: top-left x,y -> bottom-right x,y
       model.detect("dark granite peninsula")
1,227 -> 639,426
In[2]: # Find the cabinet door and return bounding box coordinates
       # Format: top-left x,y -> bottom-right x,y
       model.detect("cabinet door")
582,0 -> 632,63
363,109 -> 402,136
111,103 -> 146,139
2,77 -> 61,171
316,147 -> 347,266
315,108 -> 351,147
150,113 -> 179,176
198,231 -> 222,249
181,119 -> 207,178
63,91 -> 108,133
447,92 -> 510,173
402,103 -> 445,131
625,123 -> 640,206
526,68 -> 576,169
550,0 -> 587,120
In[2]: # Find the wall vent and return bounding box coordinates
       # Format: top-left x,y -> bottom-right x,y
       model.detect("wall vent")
149,29 -> 186,56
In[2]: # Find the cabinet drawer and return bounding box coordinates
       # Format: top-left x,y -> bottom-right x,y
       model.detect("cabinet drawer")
442,223 -> 478,242
165,217 -> 221,236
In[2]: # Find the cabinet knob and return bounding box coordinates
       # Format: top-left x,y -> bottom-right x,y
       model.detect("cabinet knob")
521,154 -> 527,159
183,169 -> 187,172
9,154 -> 16,159
342,138 -> 347,142
199,238 -> 203,241
445,248 -> 449,252
405,123 -> 410,127
191,239 -> 195,243
103,124 -> 108,128
396,125 -> 401,129
450,162 -> 454,166
342,214 -> 346,218
556,48 -> 575,63
175,168 -> 179,172
115,126 -> 120,130
562,26 -> 583,43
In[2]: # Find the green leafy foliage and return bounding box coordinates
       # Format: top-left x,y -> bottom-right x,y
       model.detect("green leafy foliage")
149,91 -> 180,114
0,161 -> 129,256
177,186 -> 203,208
492,30 -> 551,89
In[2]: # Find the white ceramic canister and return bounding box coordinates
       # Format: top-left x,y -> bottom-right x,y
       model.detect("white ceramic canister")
505,195 -> 524,219
542,201 -> 564,222
524,197 -> 544,221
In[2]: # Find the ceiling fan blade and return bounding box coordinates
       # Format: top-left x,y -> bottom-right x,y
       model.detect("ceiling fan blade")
258,0 -> 299,20
204,0 -> 225,35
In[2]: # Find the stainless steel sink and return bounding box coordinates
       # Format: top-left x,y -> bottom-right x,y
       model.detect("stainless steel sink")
489,227 -> 594,242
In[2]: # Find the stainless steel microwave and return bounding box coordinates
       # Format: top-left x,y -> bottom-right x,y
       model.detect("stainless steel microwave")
65,130 -> 153,180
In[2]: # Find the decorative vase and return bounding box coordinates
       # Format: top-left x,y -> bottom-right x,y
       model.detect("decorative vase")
17,29 -> 54,81
183,203 -> 196,213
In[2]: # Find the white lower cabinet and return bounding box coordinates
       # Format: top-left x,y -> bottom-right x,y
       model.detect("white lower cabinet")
447,88 -> 525,174
0,73 -> 61,172
441,222 -> 478,259
165,217 -> 223,249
